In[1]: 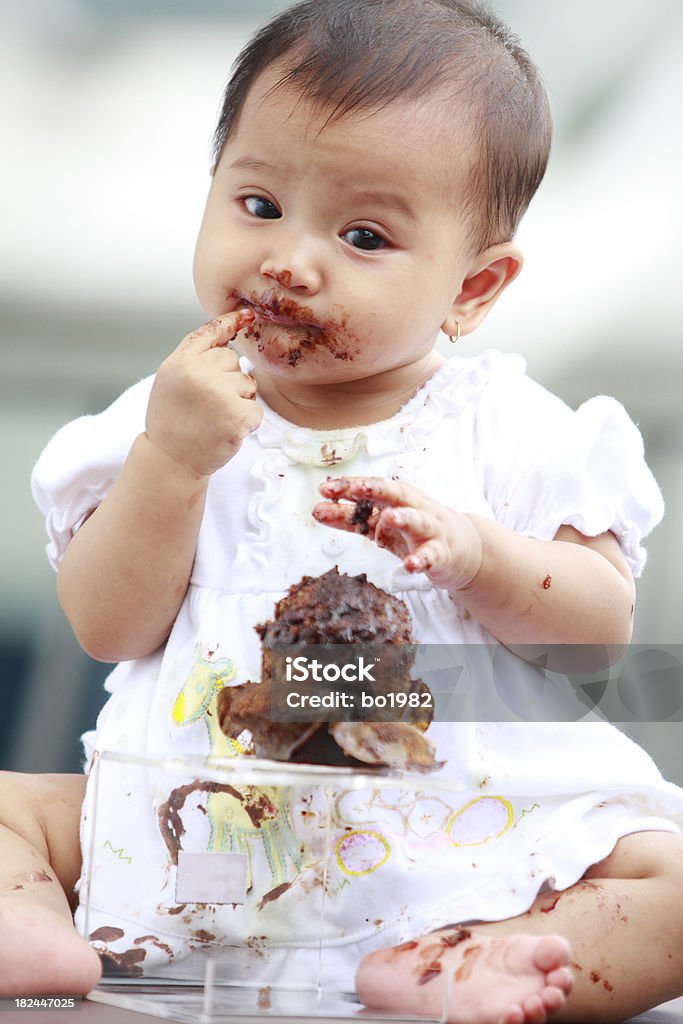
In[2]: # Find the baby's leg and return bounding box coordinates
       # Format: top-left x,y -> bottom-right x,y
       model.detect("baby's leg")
0,771 -> 102,995
356,830 -> 683,1024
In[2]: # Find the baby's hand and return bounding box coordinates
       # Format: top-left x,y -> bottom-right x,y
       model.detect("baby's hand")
313,477 -> 483,593
145,309 -> 262,476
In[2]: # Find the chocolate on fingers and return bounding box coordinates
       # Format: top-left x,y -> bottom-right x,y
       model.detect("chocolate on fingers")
318,475 -> 420,508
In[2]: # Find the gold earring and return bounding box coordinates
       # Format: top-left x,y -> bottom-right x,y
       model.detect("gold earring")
448,321 -> 461,345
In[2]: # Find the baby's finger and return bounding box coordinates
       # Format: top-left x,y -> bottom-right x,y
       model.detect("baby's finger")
239,372 -> 258,400
319,475 -> 429,511
311,500 -> 381,537
379,505 -> 435,539
179,308 -> 256,354
373,516 -> 408,560
319,476 -> 391,504
375,506 -> 441,563
403,540 -> 444,575
317,476 -> 355,501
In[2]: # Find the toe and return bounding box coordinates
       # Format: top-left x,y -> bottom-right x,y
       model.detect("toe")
541,985 -> 566,1013
499,1007 -> 525,1024
522,992 -> 548,1023
546,965 -> 574,994
534,935 -> 571,973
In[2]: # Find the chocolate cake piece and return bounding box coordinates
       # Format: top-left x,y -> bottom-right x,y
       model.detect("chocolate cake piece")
328,721 -> 435,769
218,568 -> 436,770
216,679 -> 322,762
257,566 -> 415,646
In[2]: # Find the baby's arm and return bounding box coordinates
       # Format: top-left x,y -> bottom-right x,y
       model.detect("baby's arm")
314,477 -> 635,664
57,310 -> 260,662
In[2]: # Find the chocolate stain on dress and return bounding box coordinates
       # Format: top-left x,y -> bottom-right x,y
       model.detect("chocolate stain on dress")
89,926 -> 125,942
257,880 -> 293,911
157,780 -> 244,864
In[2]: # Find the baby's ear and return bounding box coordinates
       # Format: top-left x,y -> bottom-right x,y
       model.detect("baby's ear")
442,242 -> 523,338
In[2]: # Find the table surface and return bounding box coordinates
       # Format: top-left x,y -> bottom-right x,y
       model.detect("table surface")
2,992 -> 682,1024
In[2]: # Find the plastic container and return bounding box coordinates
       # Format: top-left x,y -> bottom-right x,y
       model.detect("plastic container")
85,750 -> 462,1022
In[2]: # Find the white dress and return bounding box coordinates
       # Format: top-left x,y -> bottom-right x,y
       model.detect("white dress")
32,350 -> 683,990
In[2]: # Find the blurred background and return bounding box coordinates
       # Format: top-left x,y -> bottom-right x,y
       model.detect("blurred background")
2,0 -> 682,778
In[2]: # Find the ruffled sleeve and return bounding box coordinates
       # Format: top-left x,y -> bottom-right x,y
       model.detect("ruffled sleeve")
31,377 -> 153,570
475,353 -> 664,576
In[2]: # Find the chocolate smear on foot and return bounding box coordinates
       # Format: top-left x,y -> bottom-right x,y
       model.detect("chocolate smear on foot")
440,926 -> 472,947
417,961 -> 443,985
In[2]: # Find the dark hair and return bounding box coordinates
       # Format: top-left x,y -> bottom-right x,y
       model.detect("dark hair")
212,0 -> 552,251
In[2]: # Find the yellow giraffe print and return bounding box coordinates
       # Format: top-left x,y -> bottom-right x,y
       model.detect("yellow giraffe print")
169,644 -> 302,888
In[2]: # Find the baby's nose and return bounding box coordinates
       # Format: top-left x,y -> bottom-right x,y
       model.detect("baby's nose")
260,249 -> 321,294
261,266 -> 296,289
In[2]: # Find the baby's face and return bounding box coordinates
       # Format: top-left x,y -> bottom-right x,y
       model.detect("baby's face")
193,69 -> 476,385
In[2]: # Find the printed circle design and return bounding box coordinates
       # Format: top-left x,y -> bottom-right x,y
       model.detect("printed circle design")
447,797 -> 514,847
336,830 -> 390,876
406,796 -> 453,839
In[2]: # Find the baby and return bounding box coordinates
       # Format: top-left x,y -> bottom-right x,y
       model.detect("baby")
3,1 -> 683,1021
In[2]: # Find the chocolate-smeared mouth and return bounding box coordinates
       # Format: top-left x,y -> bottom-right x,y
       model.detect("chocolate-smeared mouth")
228,288 -> 359,365
234,290 -> 320,331
255,306 -> 318,329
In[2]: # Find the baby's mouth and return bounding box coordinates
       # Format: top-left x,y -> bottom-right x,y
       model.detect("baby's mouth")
234,291 -> 320,331
256,306 -> 315,328
229,289 -> 358,366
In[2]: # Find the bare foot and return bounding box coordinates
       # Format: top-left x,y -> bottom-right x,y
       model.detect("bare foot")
356,927 -> 573,1024
0,897 -> 102,995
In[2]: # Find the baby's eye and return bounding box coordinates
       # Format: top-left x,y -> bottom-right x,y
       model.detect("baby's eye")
343,228 -> 387,251
244,196 -> 281,219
